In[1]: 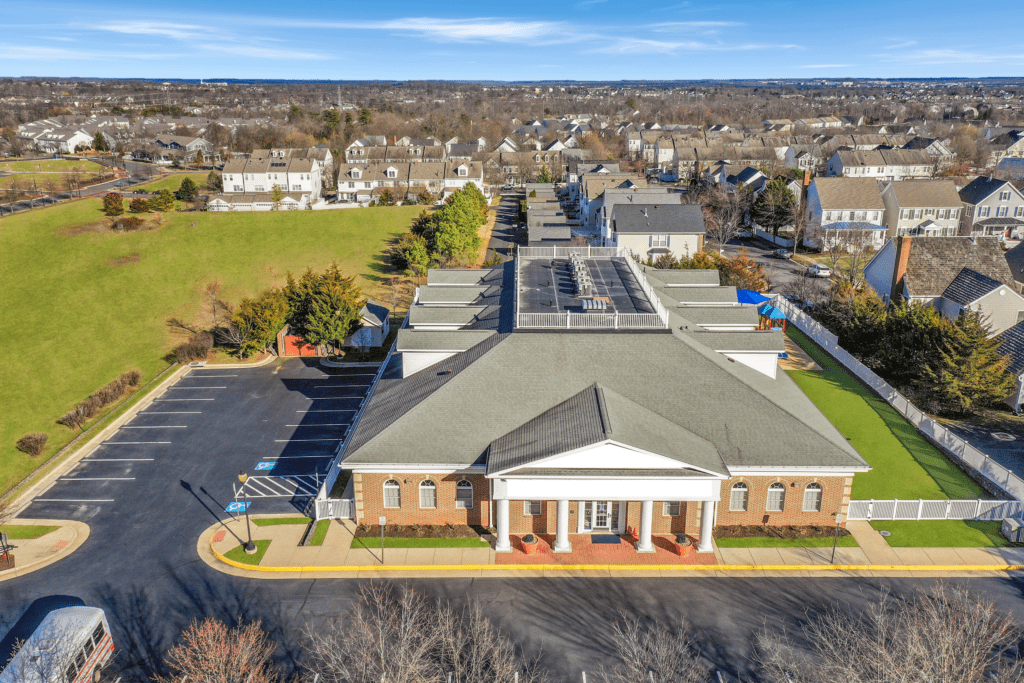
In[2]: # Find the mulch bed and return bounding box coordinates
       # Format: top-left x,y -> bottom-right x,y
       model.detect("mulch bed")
714,525 -> 852,540
354,524 -> 490,539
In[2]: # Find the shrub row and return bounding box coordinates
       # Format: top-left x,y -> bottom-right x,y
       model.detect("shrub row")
16,432 -> 48,456
172,331 -> 213,364
57,369 -> 143,430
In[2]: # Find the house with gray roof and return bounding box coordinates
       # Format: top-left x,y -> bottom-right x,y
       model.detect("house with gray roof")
996,321 -> 1024,411
320,252 -> 869,556
958,176 -> 1024,241
607,204 -> 705,260
863,235 -> 1024,335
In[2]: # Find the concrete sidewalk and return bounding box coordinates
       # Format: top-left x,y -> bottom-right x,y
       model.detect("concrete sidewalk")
0,519 -> 90,583
199,515 -> 1024,579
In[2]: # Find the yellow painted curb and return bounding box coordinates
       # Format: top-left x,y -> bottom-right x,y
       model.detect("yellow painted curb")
209,539 -> 1024,574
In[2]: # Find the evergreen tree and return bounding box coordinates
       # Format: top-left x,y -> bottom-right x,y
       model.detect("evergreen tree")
232,288 -> 289,358
92,132 -> 107,152
389,233 -> 431,279
178,177 -> 199,202
150,189 -> 175,211
750,178 -> 797,237
102,192 -> 124,216
206,170 -> 223,192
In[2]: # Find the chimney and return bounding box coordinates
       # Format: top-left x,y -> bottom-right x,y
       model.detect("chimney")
890,235 -> 913,304
803,169 -> 811,187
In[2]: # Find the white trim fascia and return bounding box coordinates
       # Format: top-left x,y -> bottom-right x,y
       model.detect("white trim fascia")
487,439 -> 728,479
727,467 -> 869,476
348,464 -> 486,474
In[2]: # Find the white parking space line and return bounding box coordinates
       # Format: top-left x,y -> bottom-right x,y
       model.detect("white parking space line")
103,441 -> 172,445
84,458 -> 154,462
274,438 -> 343,442
123,426 -> 187,429
155,398 -> 215,401
60,477 -> 136,481
35,499 -> 115,503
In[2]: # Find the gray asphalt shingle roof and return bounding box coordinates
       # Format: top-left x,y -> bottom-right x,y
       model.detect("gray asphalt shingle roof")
941,268 -> 1005,306
996,321 -> 1024,376
641,268 -> 720,286
612,204 -> 705,235
902,236 -> 1015,298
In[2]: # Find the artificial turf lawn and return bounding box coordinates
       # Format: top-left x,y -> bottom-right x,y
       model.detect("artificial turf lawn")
784,328 -> 984,500
309,519 -> 331,546
714,534 -> 859,548
252,516 -> 312,526
870,520 -> 1013,547
352,537 -> 490,549
0,196 -> 420,496
0,524 -> 59,539
223,539 -> 271,565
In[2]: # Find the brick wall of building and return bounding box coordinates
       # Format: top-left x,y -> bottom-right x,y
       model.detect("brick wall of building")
355,472 -> 490,527
714,475 -> 851,527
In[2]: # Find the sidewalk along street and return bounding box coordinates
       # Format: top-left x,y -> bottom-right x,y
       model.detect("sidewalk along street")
0,519 -> 90,583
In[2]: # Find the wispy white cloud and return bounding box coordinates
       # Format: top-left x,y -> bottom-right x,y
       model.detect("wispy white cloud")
309,17 -> 580,45
801,64 -> 851,68
876,48 -> 1024,64
594,38 -> 798,54
97,22 -> 210,41
647,21 -> 743,30
0,45 -> 179,60
885,40 -> 917,50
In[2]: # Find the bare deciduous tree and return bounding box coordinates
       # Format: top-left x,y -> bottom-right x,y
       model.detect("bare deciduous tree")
755,583 -> 1024,683
303,583 -> 547,683
699,185 -> 749,248
597,614 -> 711,683
155,618 -> 278,683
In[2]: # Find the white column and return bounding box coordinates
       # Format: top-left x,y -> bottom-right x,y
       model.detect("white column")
637,500 -> 655,552
495,499 -> 511,552
697,500 -> 715,553
553,500 -> 572,553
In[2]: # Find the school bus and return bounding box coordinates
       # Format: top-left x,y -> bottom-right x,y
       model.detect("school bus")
0,606 -> 114,683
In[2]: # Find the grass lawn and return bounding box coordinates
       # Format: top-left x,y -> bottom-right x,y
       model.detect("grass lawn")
715,535 -> 859,548
352,536 -> 490,549
0,196 -> 420,496
785,328 -> 984,500
133,173 -> 209,194
0,524 -> 59,539
870,520 -> 1013,548
0,159 -> 98,173
309,519 -> 331,546
223,539 -> 271,565
252,516 -> 311,527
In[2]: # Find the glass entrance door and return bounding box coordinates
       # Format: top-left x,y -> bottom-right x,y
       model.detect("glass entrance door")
582,502 -> 620,532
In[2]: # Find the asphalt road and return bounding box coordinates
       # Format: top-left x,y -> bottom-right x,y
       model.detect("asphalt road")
0,157 -> 161,216
720,238 -> 830,299
489,192 -> 523,254
7,365 -> 1024,682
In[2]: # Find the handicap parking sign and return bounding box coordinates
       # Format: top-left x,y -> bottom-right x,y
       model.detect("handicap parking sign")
255,461 -> 276,471
226,501 -> 251,513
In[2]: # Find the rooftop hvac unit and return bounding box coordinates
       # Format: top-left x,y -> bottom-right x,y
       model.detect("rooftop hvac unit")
1002,518 -> 1024,543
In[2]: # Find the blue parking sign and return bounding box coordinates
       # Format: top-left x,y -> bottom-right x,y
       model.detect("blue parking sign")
255,461 -> 276,471
226,501 -> 250,513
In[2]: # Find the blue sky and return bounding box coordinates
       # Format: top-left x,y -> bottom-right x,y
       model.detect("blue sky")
2,0 -> 1021,80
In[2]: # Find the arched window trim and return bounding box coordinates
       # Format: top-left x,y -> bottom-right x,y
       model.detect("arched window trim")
729,482 -> 749,512
383,479 -> 401,509
766,482 -> 786,512
455,479 -> 474,510
803,482 -> 823,512
419,479 -> 437,509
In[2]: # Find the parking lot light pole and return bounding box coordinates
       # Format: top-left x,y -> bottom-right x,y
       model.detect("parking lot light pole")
238,471 -> 256,554
379,516 -> 386,565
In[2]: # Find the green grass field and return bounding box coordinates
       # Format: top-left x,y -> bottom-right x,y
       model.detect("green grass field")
0,159 -> 98,173
870,520 -> 1012,547
715,535 -> 859,548
0,524 -> 59,539
0,195 -> 419,496
309,519 -> 331,546
133,173 -> 209,194
785,328 -> 984,500
352,536 -> 490,548
224,539 -> 271,565
252,516 -> 312,527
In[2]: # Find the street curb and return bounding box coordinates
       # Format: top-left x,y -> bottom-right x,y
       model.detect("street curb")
0,520 -> 90,583
6,365 -> 190,517
203,532 -> 1024,577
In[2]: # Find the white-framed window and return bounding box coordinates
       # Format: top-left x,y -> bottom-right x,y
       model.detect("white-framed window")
998,206 -> 1009,217
913,209 -> 923,219
766,483 -> 786,512
348,182 -> 355,188
1001,191 -> 1011,201
455,480 -> 473,509
419,480 -> 437,509
952,209 -> 959,219
663,501 -> 681,517
899,209 -> 909,220
524,500 -> 541,516
803,483 -> 823,512
651,235 -> 669,248
925,208 -> 934,216
730,483 -> 748,511
383,479 -> 401,508
388,169 -> 397,178
1015,207 -> 1024,217
364,182 -> 371,189
981,206 -> 991,217
459,166 -> 467,177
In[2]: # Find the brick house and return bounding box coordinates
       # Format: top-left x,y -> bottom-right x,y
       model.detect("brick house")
323,254 -> 870,555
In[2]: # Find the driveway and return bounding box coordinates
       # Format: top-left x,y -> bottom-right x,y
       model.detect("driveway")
945,419 -> 1024,474
720,238 -> 830,298
489,192 -> 523,254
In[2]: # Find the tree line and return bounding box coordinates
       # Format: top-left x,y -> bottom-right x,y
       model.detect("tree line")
389,183 -> 489,276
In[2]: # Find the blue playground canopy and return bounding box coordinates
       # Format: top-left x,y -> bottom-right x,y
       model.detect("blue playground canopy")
737,289 -> 770,305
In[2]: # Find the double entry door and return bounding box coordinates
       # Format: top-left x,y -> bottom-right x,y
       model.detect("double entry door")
580,501 -> 624,533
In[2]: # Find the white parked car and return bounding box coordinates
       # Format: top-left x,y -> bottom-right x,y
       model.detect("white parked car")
806,264 -> 832,278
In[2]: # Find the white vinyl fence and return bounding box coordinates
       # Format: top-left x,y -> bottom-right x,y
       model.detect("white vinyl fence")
847,498 -> 1024,521
774,297 -> 1024,502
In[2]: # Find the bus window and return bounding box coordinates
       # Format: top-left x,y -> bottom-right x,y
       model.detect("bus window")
74,650 -> 86,672
92,623 -> 105,645
84,637 -> 95,657
65,662 -> 77,682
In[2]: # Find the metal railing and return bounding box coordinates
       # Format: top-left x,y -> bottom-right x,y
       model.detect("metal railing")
774,296 -> 1024,501
848,498 -> 1024,521
621,253 -> 671,327
517,245 -> 621,259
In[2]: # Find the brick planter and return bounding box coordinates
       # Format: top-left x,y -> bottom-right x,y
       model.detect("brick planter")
674,535 -> 693,558
521,534 -> 540,555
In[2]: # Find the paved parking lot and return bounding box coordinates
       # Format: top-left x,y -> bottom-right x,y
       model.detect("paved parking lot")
22,358 -> 375,523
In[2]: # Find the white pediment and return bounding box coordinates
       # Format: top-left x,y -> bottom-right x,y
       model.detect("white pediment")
528,442 -> 703,472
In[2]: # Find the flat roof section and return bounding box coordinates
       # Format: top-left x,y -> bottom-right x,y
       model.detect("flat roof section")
518,257 -> 658,315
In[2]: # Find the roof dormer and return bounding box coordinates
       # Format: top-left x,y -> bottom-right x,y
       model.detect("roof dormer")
352,168 -> 362,179
457,164 -> 468,177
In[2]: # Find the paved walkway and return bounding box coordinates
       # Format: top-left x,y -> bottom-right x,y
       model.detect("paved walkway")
0,519 -> 90,583
198,515 -> 1024,579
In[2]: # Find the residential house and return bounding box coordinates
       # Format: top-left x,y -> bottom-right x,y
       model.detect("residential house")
1006,242 -> 1024,292
153,135 -> 216,163
902,137 -> 953,161
958,176 -> 1024,240
996,322 -> 1024,411
333,162 -> 483,203
253,147 -> 334,187
321,258 -> 869,553
214,156 -> 321,210
881,180 -> 962,238
863,236 -> 1024,335
804,177 -> 887,250
988,130 -> 1024,165
784,144 -> 825,172
343,300 -> 392,350
581,174 -> 647,230
826,149 -> 933,180
607,204 -> 706,260
598,188 -> 682,246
